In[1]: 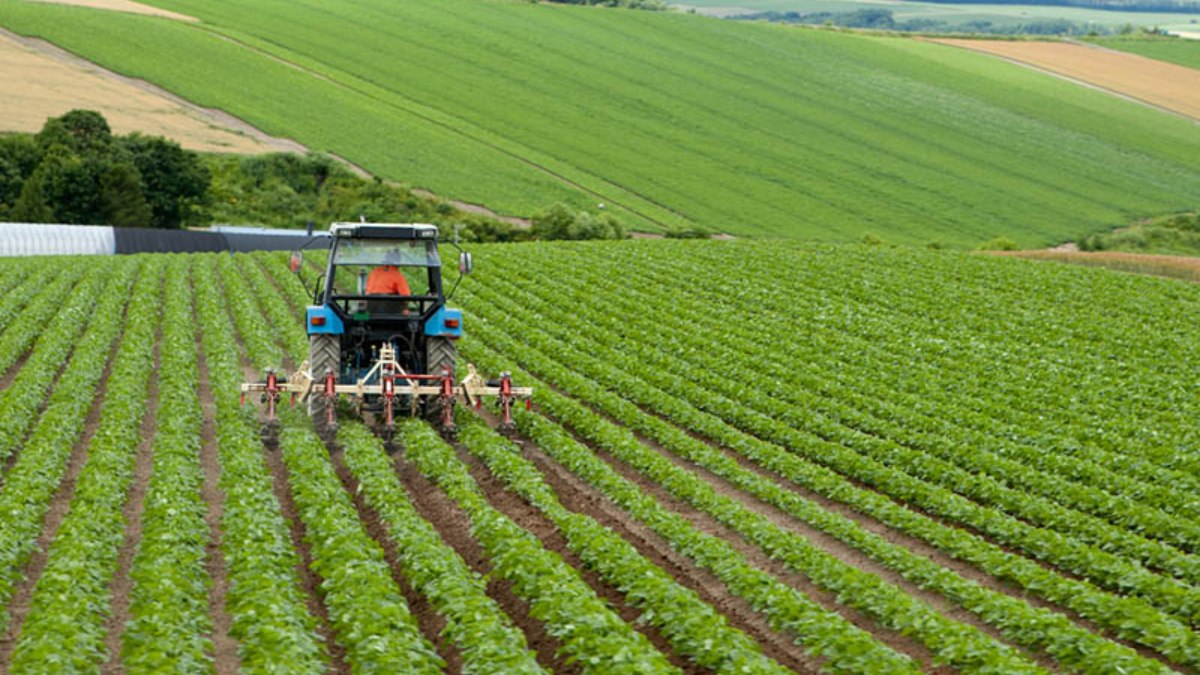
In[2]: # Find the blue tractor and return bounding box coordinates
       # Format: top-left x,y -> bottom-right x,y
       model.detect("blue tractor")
243,223 -> 530,441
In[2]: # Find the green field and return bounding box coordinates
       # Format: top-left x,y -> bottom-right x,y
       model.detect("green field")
687,0 -> 1200,29
1091,35 -> 1200,67
3,0 -> 1199,245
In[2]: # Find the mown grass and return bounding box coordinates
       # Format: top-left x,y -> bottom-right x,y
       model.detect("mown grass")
3,0 -> 1199,245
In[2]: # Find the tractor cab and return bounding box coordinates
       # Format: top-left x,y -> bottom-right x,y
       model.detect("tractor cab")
307,224 -> 465,383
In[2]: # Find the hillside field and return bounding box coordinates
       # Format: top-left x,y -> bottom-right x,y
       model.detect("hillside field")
2,0 -> 1199,245
0,243 -> 1197,672
1091,35 -> 1200,69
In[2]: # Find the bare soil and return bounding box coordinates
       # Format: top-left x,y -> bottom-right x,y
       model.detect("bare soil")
0,333 -> 120,668
992,250 -> 1200,283
391,450 -> 574,673
0,28 -> 303,155
196,347 -> 239,673
20,0 -> 198,21
931,38 -> 1200,122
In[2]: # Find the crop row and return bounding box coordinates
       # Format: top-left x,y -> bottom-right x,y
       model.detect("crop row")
0,264 -> 97,465
485,380 -> 922,673
217,253 -> 282,372
584,244 -> 1200,560
236,254 -> 308,367
0,263 -> 83,378
337,422 -> 546,674
478,252 -> 1200,632
194,255 -> 326,672
7,257 -> 164,671
630,242 -> 1198,490
398,419 -> 682,673
460,303 -> 1181,672
0,258 -> 136,635
120,258 -> 214,672
456,413 -> 795,674
278,420 -> 445,672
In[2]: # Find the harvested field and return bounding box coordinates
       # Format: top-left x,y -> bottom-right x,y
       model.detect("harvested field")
0,242 -> 1199,673
21,0 -> 196,22
0,28 -> 300,154
932,38 -> 1200,121
993,249 -> 1200,282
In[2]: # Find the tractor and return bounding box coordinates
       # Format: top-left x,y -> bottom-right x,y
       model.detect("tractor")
242,223 -> 531,442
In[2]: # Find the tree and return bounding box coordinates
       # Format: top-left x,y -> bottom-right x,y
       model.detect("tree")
99,162 -> 153,227
121,133 -> 210,228
36,109 -> 113,155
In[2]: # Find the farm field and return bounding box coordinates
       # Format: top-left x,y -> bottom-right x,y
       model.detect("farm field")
1089,36 -> 1200,70
2,1 -> 1200,245
932,38 -> 1200,119
0,242 -> 1197,672
0,28 -> 299,155
683,0 -> 1200,29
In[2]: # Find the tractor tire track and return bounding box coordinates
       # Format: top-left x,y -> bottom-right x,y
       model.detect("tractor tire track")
391,450 -> 575,674
449,441 -> 701,674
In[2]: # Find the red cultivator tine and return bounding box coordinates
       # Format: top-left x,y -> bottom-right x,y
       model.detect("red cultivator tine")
325,370 -> 338,431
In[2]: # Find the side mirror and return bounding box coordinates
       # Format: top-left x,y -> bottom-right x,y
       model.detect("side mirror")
459,251 -> 474,275
289,251 -> 303,273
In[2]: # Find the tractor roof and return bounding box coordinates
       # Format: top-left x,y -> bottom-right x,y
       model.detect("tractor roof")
330,223 -> 439,240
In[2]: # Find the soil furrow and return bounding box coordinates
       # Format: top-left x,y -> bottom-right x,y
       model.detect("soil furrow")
259,417 -> 350,674
449,441 -> 703,674
101,319 -> 162,675
327,445 -> 464,672
0,348 -> 32,394
196,346 -> 238,673
392,449 -> 575,674
511,430 -> 822,674
0,332 -> 120,668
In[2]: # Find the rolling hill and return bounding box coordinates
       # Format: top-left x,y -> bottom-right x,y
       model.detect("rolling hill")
1,0 -> 1198,245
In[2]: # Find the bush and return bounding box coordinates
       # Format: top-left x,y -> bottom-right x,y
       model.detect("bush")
975,236 -> 1020,251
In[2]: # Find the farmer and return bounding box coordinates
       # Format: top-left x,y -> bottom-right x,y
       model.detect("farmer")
366,253 -> 411,296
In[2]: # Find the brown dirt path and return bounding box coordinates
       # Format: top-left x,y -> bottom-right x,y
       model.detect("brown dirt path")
392,451 -> 573,673
0,331 -> 121,668
930,38 -> 1200,122
991,250 -> 1200,283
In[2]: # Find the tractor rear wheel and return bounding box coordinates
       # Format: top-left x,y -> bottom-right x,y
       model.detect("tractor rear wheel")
308,334 -> 340,435
425,337 -> 457,425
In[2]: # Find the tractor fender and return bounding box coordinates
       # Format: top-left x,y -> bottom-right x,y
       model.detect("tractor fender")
424,306 -> 463,338
306,305 -> 345,335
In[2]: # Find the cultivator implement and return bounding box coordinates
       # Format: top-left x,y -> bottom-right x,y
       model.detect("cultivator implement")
241,345 -> 531,442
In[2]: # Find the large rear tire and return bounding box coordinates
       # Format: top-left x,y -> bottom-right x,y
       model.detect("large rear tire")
308,334 -> 340,434
425,337 -> 457,425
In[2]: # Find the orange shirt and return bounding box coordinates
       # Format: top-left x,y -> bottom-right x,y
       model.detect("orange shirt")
365,265 -> 411,295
